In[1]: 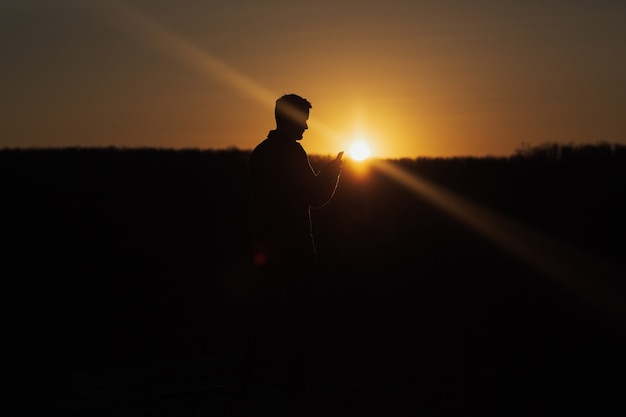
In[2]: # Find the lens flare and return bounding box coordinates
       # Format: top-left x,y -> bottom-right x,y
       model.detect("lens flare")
95,0 -> 625,321
371,159 -> 625,320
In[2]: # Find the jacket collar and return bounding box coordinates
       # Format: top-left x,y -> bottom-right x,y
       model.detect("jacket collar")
268,129 -> 296,142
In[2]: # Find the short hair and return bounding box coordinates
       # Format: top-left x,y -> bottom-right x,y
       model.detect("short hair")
275,94 -> 312,126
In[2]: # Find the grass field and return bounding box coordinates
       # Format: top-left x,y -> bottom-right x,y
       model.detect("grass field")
4,144 -> 625,415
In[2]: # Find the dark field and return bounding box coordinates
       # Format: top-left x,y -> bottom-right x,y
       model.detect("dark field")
4,144 -> 626,416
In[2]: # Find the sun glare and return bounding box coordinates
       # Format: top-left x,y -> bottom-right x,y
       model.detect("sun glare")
349,141 -> 371,161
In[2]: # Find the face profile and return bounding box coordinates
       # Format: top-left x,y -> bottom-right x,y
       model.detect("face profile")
284,111 -> 309,140
274,94 -> 312,141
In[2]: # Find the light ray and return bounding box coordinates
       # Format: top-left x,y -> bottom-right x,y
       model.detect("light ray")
89,1 -> 624,320
372,159 -> 625,320
99,0 -> 275,107
86,0 -> 343,146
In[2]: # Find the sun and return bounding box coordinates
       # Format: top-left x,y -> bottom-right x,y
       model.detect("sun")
349,141 -> 371,161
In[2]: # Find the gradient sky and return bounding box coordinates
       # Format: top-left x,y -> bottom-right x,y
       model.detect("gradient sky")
1,0 -> 625,157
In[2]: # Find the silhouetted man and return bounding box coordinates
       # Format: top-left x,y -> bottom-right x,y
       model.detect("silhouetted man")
245,94 -> 342,402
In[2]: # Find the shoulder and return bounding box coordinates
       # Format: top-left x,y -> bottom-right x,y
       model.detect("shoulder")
250,137 -> 288,172
253,136 -> 304,156
251,138 -> 279,164
250,132 -> 309,168
251,138 -> 270,158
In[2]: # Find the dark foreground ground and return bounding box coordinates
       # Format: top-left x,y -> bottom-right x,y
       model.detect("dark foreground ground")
4,146 -> 626,416
12,280 -> 626,416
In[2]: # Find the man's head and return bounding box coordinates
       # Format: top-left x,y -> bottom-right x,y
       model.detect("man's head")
275,94 -> 312,140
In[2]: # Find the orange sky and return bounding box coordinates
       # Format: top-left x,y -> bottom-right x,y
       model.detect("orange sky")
1,0 -> 625,158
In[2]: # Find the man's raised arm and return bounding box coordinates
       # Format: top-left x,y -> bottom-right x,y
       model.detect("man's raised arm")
309,151 -> 343,208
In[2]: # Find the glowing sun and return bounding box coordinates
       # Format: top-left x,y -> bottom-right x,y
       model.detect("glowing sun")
349,141 -> 371,161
